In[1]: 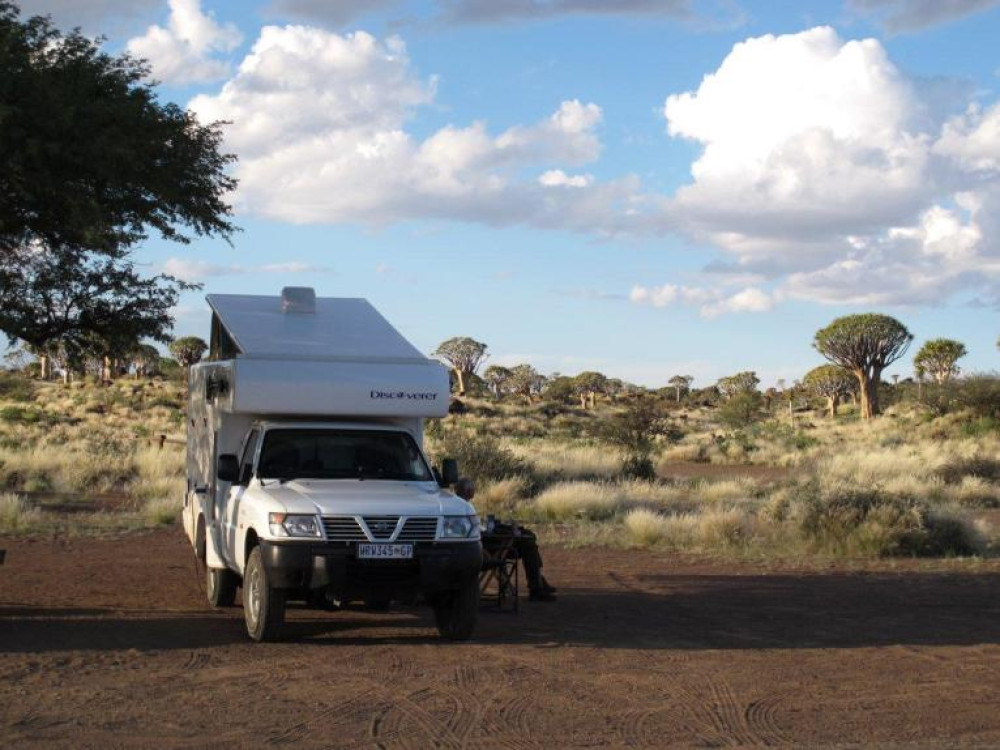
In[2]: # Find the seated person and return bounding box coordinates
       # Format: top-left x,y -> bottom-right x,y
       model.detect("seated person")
454,478 -> 557,602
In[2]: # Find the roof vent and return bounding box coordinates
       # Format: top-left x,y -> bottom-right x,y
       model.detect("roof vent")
281,286 -> 316,314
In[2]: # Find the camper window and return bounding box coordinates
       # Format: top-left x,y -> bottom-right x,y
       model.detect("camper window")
257,429 -> 434,482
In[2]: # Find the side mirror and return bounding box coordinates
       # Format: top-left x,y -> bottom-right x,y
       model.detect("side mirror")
440,458 -> 459,487
217,454 -> 240,483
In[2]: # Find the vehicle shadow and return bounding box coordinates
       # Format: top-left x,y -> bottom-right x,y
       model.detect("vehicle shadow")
2,570 -> 1000,652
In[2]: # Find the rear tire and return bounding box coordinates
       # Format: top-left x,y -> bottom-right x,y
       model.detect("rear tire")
206,566 -> 238,608
432,580 -> 479,641
243,546 -> 286,642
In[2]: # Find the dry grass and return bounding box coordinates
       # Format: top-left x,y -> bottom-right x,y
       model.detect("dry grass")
0,493 -> 40,532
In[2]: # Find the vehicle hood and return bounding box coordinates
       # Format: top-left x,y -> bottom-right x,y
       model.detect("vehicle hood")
253,479 -> 474,517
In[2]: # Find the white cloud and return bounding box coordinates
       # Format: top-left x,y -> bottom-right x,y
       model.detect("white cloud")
642,26 -> 1000,311
162,257 -> 330,281
848,0 -> 1000,32
127,0 -> 242,85
629,283 -> 775,317
539,170 -> 595,187
189,26 -> 623,229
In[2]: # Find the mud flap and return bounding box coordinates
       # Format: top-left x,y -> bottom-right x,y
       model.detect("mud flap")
204,520 -> 226,569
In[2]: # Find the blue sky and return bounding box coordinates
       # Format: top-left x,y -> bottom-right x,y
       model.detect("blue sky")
18,0 -> 1000,387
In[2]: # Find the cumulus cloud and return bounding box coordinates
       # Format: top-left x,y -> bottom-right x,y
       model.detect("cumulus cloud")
538,170 -> 595,187
641,25 -> 1000,312
848,0 -> 1000,32
127,0 -> 242,85
189,26 -> 629,229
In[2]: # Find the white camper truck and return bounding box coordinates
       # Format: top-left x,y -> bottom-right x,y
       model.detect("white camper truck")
182,288 -> 482,642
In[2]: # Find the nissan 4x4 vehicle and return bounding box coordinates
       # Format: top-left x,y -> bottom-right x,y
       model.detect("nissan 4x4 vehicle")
182,289 -> 481,641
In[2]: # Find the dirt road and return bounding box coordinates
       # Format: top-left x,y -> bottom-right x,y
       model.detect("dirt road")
2,529 -> 1000,748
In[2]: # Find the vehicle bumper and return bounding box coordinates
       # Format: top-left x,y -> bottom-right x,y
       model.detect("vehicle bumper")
258,540 -> 482,598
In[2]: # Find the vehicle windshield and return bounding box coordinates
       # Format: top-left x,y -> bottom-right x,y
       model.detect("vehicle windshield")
257,429 -> 434,482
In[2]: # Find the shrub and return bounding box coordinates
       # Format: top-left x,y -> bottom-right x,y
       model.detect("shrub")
0,371 -> 35,401
435,431 -> 536,488
717,392 -> 764,428
624,508 -> 670,546
936,455 -> 1000,485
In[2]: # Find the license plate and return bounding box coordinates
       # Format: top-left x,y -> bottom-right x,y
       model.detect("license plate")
357,543 -> 413,560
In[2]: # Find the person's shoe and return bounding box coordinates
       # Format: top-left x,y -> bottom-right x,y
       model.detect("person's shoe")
529,589 -> 557,602
539,576 -> 557,594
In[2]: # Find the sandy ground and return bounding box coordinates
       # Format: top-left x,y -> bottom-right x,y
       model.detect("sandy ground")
2,529 -> 1000,748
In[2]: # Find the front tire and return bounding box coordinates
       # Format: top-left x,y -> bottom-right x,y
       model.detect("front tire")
432,580 -> 479,641
206,566 -> 238,608
243,546 -> 286,642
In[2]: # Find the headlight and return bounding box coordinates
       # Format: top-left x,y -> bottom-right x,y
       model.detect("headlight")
440,515 -> 479,539
268,513 -> 321,538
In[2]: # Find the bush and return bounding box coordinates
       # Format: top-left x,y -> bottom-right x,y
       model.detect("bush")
795,485 -> 983,557
717,392 -> 764,428
0,371 -> 35,401
434,431 -> 537,488
936,455 -> 1000,485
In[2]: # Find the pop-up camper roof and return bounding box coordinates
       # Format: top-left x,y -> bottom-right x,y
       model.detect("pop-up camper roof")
207,293 -> 427,363
200,289 -> 449,418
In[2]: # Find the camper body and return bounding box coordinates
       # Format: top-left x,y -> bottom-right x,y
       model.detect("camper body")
182,290 -> 481,641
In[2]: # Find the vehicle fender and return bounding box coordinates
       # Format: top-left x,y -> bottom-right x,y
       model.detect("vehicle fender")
204,519 -> 227,569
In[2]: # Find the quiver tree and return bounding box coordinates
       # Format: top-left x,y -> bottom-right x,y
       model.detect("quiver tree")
482,365 -> 512,399
716,371 -> 760,400
668,375 -> 693,403
813,314 -> 913,420
130,344 -> 161,378
508,364 -> 541,404
433,337 -> 488,396
803,365 -> 855,417
913,338 -> 967,384
169,336 -> 207,370
573,371 -> 608,409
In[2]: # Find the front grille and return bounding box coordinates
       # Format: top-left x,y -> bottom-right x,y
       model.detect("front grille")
322,517 -> 367,541
362,515 -> 401,540
398,517 -> 439,542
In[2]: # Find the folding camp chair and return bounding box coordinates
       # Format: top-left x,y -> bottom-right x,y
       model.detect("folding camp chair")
479,533 -> 519,612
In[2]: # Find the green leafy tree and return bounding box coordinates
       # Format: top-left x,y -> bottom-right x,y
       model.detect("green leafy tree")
600,396 -> 678,480
482,365 -> 512,399
668,374 -> 693,403
543,375 -> 576,404
814,314 -> 913,420
507,364 -> 540,403
433,337 -> 488,396
716,371 -> 760,400
717,391 -> 764,428
913,338 -> 967,384
0,4 -> 235,362
0,3 -> 236,260
130,344 -> 161,378
0,250 -> 190,373
169,337 -> 208,370
803,364 -> 855,417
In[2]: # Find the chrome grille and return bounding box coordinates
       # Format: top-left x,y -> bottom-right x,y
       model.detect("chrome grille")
322,517 -> 367,541
362,516 -> 400,540
398,517 -> 439,542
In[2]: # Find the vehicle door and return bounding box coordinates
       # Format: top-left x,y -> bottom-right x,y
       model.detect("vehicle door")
223,428 -> 259,570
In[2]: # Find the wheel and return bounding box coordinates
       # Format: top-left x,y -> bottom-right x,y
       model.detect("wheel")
432,579 -> 479,641
206,566 -> 238,607
243,546 -> 286,642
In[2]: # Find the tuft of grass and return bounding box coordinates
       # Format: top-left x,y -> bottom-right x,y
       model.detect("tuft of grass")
144,497 -> 181,526
0,493 -> 40,532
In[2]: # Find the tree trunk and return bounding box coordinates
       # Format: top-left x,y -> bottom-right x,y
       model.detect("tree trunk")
588,392 -> 596,409
675,386 -> 681,402
828,395 -> 840,418
579,394 -> 587,409
102,356 -> 113,383
454,368 -> 465,397
857,369 -> 880,420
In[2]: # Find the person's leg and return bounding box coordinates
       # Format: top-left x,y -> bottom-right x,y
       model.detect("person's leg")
514,528 -> 555,600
